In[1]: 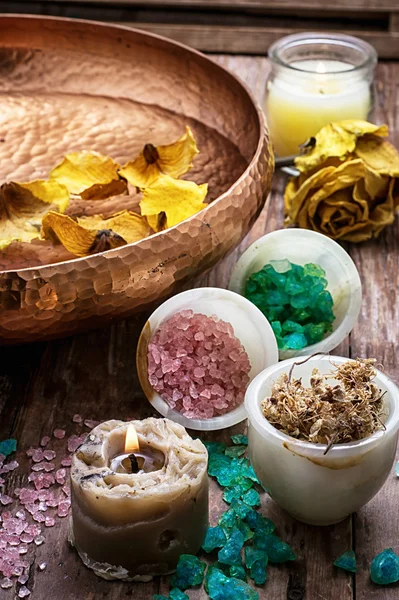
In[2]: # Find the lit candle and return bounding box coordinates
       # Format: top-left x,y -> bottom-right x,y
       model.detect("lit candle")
264,33 -> 377,156
69,418 -> 208,581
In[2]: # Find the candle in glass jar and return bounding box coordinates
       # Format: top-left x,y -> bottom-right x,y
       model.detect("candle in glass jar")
265,59 -> 371,157
69,418 -> 208,581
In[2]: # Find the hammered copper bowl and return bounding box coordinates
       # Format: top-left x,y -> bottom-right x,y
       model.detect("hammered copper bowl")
0,15 -> 274,344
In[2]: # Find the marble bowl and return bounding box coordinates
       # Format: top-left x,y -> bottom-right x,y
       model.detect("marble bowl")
0,15 -> 274,343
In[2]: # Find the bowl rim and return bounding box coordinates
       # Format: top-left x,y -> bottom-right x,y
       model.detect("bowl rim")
245,354 -> 399,455
136,286 -> 279,431
0,14 -> 268,275
228,228 -> 362,359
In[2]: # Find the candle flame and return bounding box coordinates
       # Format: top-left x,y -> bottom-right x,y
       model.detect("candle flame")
125,425 -> 139,453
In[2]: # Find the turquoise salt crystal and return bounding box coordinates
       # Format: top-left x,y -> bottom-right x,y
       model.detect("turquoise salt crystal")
219,509 -> 240,533
230,499 -> 251,519
283,332 -> 308,350
253,533 -> 296,563
207,568 -> 259,600
236,520 -> 254,542
204,441 -> 227,455
244,260 -> 335,351
218,528 -> 245,566
225,445 -> 247,459
169,590 -> 190,600
334,550 -> 357,573
0,438 -> 17,457
245,510 -> 275,535
244,548 -> 268,586
231,435 -> 248,446
171,555 -> 207,590
370,548 -> 399,585
153,596 -> 169,600
229,565 -> 247,581
202,526 -> 228,553
223,486 -> 244,504
241,489 -> 260,508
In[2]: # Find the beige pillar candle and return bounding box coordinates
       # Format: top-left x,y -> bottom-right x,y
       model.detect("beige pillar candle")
69,418 -> 208,581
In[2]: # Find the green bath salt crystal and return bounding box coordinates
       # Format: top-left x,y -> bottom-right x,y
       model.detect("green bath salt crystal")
370,548 -> 399,585
334,550 -> 357,573
245,260 -> 335,351
171,554 -> 207,590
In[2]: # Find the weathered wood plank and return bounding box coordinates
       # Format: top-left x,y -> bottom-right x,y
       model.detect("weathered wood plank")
22,0 -> 399,13
115,23 -> 399,59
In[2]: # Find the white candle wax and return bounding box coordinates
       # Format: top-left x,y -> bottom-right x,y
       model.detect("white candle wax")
265,59 -> 371,157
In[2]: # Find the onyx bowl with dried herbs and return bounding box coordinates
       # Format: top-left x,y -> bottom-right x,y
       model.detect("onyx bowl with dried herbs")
245,355 -> 399,526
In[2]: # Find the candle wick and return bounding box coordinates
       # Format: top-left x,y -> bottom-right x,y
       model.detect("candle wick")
129,454 -> 139,473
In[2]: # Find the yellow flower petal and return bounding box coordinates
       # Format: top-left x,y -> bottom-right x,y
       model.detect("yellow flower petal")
50,151 -> 127,199
0,180 -> 70,249
41,210 -> 150,256
140,175 -> 208,231
295,120 -> 388,173
119,126 -> 199,188
354,136 -> 399,176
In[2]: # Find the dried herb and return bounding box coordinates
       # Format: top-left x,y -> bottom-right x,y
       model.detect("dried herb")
261,358 -> 386,450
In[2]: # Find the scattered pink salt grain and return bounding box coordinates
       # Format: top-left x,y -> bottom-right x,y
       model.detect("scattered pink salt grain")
55,469 -> 66,485
53,429 -> 65,439
44,517 -> 55,527
57,500 -> 70,518
0,577 -> 13,589
84,419 -> 99,429
67,434 -> 86,453
20,533 -> 34,544
0,494 -> 13,506
18,573 -> 29,585
147,310 -> 251,419
34,535 -> 45,546
32,449 -> 44,463
40,436 -> 50,447
61,457 -> 72,467
18,545 -> 28,555
33,474 -> 55,491
32,513 -> 46,523
72,414 -> 83,423
26,525 -> 41,537
38,562 -> 47,571
61,485 -> 70,497
43,450 -> 56,461
18,585 -> 31,598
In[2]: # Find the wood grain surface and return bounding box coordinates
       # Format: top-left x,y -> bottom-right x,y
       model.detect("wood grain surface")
0,55 -> 399,600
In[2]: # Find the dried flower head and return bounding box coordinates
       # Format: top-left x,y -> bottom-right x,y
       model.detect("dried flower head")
262,358 -> 386,452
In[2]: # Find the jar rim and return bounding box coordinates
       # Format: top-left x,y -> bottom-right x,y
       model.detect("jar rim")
269,32 -> 377,75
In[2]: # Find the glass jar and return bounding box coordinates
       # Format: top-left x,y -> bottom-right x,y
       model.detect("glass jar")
263,33 -> 377,157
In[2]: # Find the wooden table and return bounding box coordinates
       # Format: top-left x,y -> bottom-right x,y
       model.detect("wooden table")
1,55 -> 398,600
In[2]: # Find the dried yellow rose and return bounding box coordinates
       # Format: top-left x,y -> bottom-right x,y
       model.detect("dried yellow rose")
140,175 -> 208,232
50,151 -> 127,199
285,120 -> 399,242
119,126 -> 199,189
42,210 -> 151,256
0,180 -> 70,249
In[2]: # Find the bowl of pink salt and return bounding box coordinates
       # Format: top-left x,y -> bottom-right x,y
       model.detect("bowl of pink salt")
136,287 -> 279,431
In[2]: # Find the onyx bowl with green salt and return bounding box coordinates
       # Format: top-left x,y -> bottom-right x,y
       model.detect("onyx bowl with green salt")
228,228 -> 362,360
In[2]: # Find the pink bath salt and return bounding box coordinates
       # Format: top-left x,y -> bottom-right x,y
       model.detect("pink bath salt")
31,449 -> 44,463
40,436 -> 50,447
60,457 -> 72,467
53,429 -> 66,440
33,474 -> 55,491
84,419 -> 99,429
72,414 -> 83,423
0,495 -> 13,506
57,500 -> 71,518
32,513 -> 45,524
67,435 -> 86,453
43,450 -> 56,461
44,517 -> 55,528
55,469 -> 66,485
147,310 -> 251,419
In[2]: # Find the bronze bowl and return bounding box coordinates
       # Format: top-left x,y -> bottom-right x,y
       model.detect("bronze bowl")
0,15 -> 274,344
